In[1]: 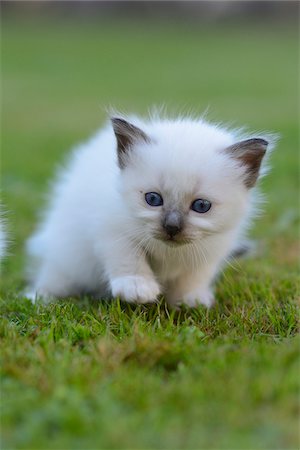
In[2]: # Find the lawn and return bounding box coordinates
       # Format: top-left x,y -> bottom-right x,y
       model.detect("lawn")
1,13 -> 299,450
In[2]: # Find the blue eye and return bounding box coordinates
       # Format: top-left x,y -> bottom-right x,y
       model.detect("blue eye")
191,199 -> 211,213
145,192 -> 163,207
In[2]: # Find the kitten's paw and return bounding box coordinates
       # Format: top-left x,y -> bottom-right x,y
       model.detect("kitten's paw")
171,289 -> 215,309
111,275 -> 160,304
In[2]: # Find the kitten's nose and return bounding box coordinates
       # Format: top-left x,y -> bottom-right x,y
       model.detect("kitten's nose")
165,224 -> 181,238
163,211 -> 183,238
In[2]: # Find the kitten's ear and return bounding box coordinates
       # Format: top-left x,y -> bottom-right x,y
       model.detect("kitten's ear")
111,117 -> 150,168
225,138 -> 268,188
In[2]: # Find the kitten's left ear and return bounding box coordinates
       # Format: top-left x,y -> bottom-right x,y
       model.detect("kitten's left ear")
225,138 -> 268,188
111,117 -> 151,168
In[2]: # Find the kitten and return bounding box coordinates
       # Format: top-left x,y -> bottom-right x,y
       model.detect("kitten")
26,114 -> 271,307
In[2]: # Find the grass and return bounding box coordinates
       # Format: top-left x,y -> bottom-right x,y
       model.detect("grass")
1,12 -> 299,450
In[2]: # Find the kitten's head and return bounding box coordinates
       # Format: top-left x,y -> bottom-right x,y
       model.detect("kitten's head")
112,116 -> 270,247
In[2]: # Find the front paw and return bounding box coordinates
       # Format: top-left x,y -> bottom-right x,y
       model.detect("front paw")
170,289 -> 215,309
110,275 -> 160,304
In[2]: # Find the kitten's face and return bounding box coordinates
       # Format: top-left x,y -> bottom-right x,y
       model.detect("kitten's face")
121,154 -> 249,247
112,118 -> 267,247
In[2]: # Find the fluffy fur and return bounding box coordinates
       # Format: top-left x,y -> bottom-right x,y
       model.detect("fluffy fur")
0,220 -> 7,260
0,204 -> 8,261
26,114 -> 272,307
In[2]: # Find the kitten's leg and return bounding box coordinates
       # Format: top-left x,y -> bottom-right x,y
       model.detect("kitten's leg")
166,264 -> 217,308
98,241 -> 160,304
26,263 -> 79,302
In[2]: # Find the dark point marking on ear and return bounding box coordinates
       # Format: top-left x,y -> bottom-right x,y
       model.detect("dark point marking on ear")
225,138 -> 268,188
111,117 -> 150,169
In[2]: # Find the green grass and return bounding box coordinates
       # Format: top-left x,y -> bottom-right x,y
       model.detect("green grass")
1,14 -> 299,450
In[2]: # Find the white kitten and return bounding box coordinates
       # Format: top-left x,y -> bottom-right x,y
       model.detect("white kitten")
26,115 -> 271,307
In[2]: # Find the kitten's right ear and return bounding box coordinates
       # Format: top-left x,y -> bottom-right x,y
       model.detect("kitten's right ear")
111,117 -> 150,169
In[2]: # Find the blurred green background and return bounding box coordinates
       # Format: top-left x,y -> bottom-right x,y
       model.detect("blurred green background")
1,2 -> 299,449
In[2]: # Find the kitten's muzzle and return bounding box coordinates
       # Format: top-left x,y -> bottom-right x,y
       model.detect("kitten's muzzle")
162,211 -> 183,238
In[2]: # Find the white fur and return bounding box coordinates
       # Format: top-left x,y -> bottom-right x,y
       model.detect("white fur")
26,115 -> 270,307
0,219 -> 7,260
